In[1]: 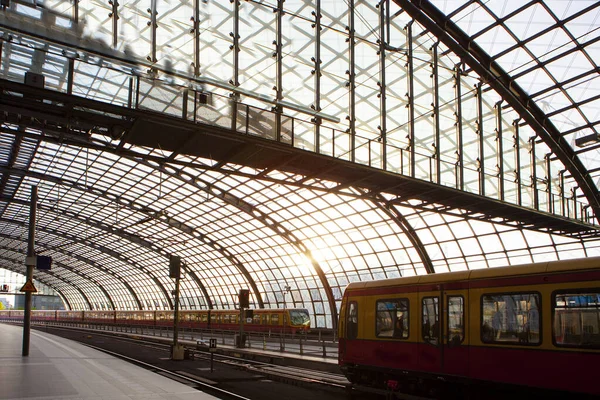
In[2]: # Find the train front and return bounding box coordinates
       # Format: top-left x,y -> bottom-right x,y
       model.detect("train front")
288,308 -> 311,333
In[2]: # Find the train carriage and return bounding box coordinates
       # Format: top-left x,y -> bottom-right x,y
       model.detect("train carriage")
31,310 -> 57,322
173,308 -> 310,333
1,305 -> 309,336
56,310 -> 84,322
115,310 -> 155,326
338,257 -> 600,398
0,310 -> 15,320
85,310 -> 116,324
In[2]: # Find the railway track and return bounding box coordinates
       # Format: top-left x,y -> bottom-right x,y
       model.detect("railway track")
4,320 -> 435,399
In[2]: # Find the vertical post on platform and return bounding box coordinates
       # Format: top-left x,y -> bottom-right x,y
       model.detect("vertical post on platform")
22,185 -> 37,356
238,306 -> 244,348
238,289 -> 249,348
170,255 -> 183,360
173,275 -> 180,347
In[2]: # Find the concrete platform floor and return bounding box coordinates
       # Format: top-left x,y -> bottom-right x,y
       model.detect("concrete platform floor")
0,323 -> 219,400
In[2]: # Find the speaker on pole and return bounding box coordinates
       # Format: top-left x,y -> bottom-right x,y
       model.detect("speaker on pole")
169,255 -> 181,279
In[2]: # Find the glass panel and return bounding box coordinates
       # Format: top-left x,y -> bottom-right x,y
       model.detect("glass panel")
481,293 -> 540,345
288,309 -> 310,325
554,291 -> 600,349
447,296 -> 464,344
347,301 -> 358,340
422,297 -> 439,345
376,299 -> 409,339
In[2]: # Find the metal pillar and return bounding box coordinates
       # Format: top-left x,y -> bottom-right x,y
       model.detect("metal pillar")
275,0 -> 283,142
495,101 -> 504,201
431,42 -> 441,185
22,185 -> 37,356
513,119 -> 522,206
454,63 -> 464,190
530,136 -> 538,210
476,82 -> 485,196
173,276 -> 180,347
348,0 -> 356,163
171,279 -> 186,359
313,0 -> 322,152
193,0 -> 200,77
378,2 -> 387,168
406,20 -> 415,177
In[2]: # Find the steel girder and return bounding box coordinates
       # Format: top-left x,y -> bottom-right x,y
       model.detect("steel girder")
0,257 -> 90,309
0,243 -> 115,309
393,0 -> 600,225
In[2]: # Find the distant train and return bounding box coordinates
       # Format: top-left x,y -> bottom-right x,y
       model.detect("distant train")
0,308 -> 311,334
338,257 -> 600,398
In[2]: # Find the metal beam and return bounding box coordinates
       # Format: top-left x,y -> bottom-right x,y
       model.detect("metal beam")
0,226 -> 139,309
0,256 -> 92,309
0,244 -> 115,309
0,167 -> 217,308
393,0 -> 600,224
0,211 -> 166,307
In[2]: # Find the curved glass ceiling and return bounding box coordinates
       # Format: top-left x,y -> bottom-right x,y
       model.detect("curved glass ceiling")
0,0 -> 598,329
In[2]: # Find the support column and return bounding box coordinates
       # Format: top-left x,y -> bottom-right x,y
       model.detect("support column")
378,2 -> 387,169
348,0 -> 356,163
406,20 -> 415,177
274,0 -> 283,142
530,136 -> 538,210
545,153 -> 552,213
193,0 -> 200,77
149,0 -> 158,63
22,185 -> 37,357
312,0 -> 322,152
513,119 -> 522,206
495,101 -> 504,201
67,58 -> 74,95
476,82 -> 484,196
230,0 -> 240,131
109,0 -> 118,48
454,63 -> 464,190
431,42 -> 440,184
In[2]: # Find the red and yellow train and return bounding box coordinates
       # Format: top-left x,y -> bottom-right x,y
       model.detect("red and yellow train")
0,308 -> 311,334
338,257 -> 600,398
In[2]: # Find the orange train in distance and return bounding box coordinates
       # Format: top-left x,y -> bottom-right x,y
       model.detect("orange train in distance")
0,308 -> 311,334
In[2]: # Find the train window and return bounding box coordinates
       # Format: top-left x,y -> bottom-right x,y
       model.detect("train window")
422,297 -> 439,345
289,309 -> 310,326
375,299 -> 409,339
553,290 -> 600,349
264,314 -> 270,325
253,314 -> 261,324
481,292 -> 540,345
271,314 -> 279,325
347,301 -> 358,340
447,296 -> 464,344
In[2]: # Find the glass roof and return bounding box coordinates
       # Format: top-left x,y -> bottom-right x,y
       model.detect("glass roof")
429,0 -> 600,194
0,0 -> 598,329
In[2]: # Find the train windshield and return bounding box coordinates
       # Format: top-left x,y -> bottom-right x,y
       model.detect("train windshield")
289,309 -> 310,325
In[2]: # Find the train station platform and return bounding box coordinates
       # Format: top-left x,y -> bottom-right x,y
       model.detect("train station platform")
0,323 -> 219,400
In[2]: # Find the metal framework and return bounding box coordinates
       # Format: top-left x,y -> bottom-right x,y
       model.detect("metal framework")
0,0 -> 599,329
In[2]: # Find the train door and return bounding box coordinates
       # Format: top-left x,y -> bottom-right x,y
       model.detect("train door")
340,299 -> 361,363
442,289 -> 469,376
418,290 -> 442,374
